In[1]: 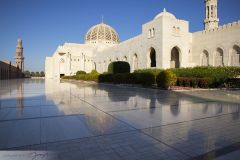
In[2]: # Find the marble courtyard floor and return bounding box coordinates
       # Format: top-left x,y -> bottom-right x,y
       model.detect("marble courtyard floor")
0,79 -> 240,160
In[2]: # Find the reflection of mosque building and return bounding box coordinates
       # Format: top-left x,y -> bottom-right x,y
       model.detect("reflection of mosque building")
46,0 -> 240,78
45,80 -> 116,131
0,38 -> 24,80
0,79 -> 24,116
45,79 -> 240,151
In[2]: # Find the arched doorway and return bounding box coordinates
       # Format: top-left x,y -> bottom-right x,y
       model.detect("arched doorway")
133,54 -> 138,71
202,50 -> 209,66
232,45 -> 240,66
170,47 -> 180,68
215,48 -> 224,66
149,47 -> 156,67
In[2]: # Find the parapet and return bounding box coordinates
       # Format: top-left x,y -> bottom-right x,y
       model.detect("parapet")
195,20 -> 240,35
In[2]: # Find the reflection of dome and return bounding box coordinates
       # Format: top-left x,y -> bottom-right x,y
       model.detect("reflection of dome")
85,23 -> 120,45
154,8 -> 176,19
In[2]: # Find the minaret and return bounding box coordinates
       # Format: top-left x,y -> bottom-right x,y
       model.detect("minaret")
204,0 -> 219,30
15,38 -> 24,72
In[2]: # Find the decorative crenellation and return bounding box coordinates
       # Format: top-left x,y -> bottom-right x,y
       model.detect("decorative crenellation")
198,20 -> 240,35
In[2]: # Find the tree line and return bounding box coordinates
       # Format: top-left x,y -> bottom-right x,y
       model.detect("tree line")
24,70 -> 45,77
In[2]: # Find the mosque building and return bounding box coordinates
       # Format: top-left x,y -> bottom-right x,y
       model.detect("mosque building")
45,0 -> 240,79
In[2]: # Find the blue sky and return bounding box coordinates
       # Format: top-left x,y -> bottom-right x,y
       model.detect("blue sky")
0,0 -> 239,71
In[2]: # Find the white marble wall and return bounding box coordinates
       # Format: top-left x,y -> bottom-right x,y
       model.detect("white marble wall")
45,11 -> 240,79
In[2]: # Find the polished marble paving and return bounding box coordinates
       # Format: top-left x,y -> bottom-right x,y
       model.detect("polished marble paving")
0,79 -> 240,160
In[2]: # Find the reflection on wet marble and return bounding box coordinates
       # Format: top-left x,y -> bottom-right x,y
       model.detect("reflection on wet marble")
0,79 -> 240,160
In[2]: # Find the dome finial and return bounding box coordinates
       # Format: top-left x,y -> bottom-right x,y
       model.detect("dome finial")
163,8 -> 166,12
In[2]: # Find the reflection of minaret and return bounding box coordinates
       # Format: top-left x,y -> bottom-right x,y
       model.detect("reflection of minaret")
16,81 -> 24,117
15,38 -> 24,72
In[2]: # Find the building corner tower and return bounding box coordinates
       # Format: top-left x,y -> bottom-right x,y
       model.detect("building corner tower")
15,38 -> 24,72
204,0 -> 219,30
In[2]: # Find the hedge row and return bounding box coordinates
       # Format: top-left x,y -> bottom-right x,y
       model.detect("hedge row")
76,70 -> 86,75
134,68 -> 163,77
177,77 -> 212,88
63,67 -> 240,89
98,72 -> 155,86
62,70 -> 99,81
61,76 -> 76,80
225,78 -> 240,88
170,66 -> 240,87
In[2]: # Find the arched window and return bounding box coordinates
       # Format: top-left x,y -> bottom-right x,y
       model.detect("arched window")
232,45 -> 240,66
148,30 -> 151,38
215,48 -> 224,66
152,28 -> 155,37
133,54 -> 138,71
202,50 -> 209,66
170,47 -> 180,68
149,47 -> 156,67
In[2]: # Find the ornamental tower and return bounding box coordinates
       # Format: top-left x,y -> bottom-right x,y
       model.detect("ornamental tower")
15,38 -> 24,72
204,0 -> 219,30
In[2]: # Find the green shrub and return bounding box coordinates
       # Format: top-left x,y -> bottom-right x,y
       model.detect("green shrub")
191,78 -> 199,88
98,72 -> 154,86
198,78 -> 211,88
156,70 -> 177,89
113,74 -> 123,84
170,66 -> 240,87
177,77 -> 193,87
112,73 -> 130,84
61,76 -> 75,79
134,68 -> 163,77
90,70 -> 98,74
75,70 -> 100,82
134,68 -> 163,84
76,70 -> 86,75
133,72 -> 155,86
114,73 -> 136,84
226,78 -> 240,88
177,77 -> 184,86
99,67 -> 240,88
177,77 -> 211,88
108,61 -> 130,74
184,78 -> 191,87
98,73 -> 114,83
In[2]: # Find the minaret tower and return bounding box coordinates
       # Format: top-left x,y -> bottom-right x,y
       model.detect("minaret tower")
15,38 -> 24,72
204,0 -> 219,30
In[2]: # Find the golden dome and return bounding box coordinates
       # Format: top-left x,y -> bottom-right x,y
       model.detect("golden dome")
85,23 -> 120,45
